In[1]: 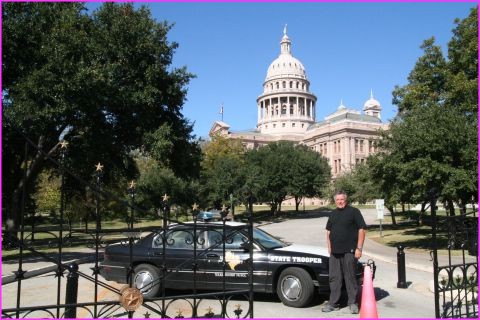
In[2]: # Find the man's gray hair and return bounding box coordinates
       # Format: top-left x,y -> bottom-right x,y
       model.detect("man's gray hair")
334,190 -> 348,200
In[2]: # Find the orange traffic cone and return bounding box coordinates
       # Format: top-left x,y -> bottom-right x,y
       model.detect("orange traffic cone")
360,265 -> 378,318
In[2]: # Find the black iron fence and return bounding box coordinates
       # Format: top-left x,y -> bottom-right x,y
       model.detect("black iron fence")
431,201 -> 478,318
2,132 -> 255,318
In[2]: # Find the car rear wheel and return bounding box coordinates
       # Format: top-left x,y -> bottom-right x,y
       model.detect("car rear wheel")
133,264 -> 160,299
276,267 -> 314,308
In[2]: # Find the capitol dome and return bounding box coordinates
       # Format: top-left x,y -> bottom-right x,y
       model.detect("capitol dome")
266,55 -> 306,81
265,28 -> 307,81
257,26 -> 317,136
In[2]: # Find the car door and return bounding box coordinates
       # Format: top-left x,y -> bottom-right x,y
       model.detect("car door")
147,227 -> 208,290
201,227 -> 249,290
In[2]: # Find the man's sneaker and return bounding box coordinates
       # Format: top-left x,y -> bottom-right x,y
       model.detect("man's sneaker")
349,303 -> 359,314
322,303 -> 338,312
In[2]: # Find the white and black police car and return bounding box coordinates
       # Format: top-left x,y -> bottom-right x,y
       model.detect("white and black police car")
100,221 -> 371,308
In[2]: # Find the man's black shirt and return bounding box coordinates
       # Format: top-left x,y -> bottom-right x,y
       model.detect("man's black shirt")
326,205 -> 367,254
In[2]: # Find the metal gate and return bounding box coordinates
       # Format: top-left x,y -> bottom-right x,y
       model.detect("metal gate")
2,133 -> 254,318
430,195 -> 478,318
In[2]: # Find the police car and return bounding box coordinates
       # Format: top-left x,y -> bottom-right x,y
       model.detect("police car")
100,221 -> 370,308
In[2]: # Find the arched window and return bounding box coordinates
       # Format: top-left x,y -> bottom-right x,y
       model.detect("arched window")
282,81 -> 286,88
281,105 -> 287,115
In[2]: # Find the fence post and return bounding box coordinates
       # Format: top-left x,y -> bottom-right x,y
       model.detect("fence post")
396,245 -> 408,288
65,262 -> 79,318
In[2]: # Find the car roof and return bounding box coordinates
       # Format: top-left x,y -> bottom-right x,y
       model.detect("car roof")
171,221 -> 246,228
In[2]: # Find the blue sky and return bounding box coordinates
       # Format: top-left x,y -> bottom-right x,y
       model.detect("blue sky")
89,2 -> 475,139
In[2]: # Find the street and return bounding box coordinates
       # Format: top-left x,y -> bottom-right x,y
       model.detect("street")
2,210 -> 437,318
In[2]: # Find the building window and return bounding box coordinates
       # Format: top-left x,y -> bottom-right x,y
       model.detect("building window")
289,81 -> 293,88
282,81 -> 286,88
273,124 -> 276,128
282,123 -> 285,127
276,82 -> 279,89
334,141 -> 341,154
290,105 -> 294,114
292,123 -> 295,127
281,105 -> 287,115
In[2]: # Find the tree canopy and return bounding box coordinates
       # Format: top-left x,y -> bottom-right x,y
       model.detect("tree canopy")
370,8 -> 478,215
2,2 -> 200,229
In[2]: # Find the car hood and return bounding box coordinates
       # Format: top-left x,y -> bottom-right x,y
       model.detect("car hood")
273,244 -> 329,257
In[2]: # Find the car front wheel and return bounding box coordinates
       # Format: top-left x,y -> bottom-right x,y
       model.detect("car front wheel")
133,264 -> 160,299
276,267 -> 314,308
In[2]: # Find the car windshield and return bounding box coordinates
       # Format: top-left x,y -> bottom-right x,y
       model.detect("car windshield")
253,228 -> 287,250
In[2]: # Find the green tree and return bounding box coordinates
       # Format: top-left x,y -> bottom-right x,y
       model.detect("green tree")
372,8 -> 477,217
244,141 -> 295,214
199,135 -> 246,211
32,170 -> 61,216
2,2 -> 199,232
288,145 -> 331,211
243,141 -> 330,214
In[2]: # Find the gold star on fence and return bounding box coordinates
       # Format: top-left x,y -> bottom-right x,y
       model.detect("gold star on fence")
95,162 -> 104,172
162,193 -> 169,202
129,180 -> 136,189
59,140 -> 69,149
192,203 -> 198,211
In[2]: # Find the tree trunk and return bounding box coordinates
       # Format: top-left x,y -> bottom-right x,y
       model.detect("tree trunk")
6,136 -> 62,238
295,196 -> 301,212
387,205 -> 397,226
447,199 -> 455,216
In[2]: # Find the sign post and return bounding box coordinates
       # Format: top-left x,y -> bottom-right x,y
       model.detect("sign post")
375,199 -> 385,237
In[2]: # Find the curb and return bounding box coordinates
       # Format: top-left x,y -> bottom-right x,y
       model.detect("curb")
362,249 -> 434,274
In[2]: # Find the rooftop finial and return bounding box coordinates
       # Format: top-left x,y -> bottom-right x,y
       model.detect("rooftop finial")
370,89 -> 374,99
280,24 -> 291,55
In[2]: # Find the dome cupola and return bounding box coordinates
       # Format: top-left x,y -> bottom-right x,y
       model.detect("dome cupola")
364,90 -> 382,119
265,25 -> 307,82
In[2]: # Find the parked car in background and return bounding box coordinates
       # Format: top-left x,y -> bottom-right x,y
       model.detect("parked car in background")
100,221 -> 373,308
196,210 -> 222,221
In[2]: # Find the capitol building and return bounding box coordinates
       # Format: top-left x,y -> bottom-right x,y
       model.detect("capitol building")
210,27 -> 389,185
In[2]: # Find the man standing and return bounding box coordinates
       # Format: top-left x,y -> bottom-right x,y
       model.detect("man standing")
322,191 -> 367,314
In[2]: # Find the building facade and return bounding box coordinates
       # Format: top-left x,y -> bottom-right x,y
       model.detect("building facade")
210,27 -> 389,184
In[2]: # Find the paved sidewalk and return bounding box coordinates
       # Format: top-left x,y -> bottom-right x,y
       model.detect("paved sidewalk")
1,249 -> 102,284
